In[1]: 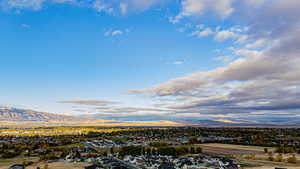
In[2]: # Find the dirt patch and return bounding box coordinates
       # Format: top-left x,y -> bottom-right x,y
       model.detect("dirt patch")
198,144 -> 267,155
27,162 -> 89,169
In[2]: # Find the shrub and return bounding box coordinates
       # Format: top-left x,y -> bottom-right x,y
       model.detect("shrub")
287,155 -> 297,164
275,154 -> 283,162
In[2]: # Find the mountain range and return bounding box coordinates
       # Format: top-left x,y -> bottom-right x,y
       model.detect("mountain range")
1,106 -> 300,127
0,106 -> 81,122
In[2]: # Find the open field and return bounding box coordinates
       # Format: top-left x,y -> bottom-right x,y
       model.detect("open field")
0,160 -> 89,169
198,143 -> 275,155
241,159 -> 300,169
26,162 -> 89,169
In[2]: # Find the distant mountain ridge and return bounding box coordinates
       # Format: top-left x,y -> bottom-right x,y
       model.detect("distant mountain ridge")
0,106 -> 81,122
1,106 -> 300,127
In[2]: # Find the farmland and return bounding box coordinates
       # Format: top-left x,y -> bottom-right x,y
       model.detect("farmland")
198,143 -> 275,155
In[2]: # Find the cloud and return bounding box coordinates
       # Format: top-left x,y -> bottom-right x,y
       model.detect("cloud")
52,0 -> 74,3
130,0 -> 300,121
111,30 -> 123,36
1,0 -> 77,11
173,61 -> 184,65
214,55 -> 234,64
171,0 -> 234,24
214,30 -> 236,42
104,29 -> 129,37
1,0 -> 165,14
4,0 -> 45,10
119,2 -> 128,15
59,100 -> 119,106
21,24 -> 31,29
93,0 -> 113,14
190,27 -> 213,37
124,0 -> 166,11
245,38 -> 270,49
3,0 -> 300,122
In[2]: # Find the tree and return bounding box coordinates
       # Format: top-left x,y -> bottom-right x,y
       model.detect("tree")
264,148 -> 268,153
196,147 -> 202,154
190,147 -> 195,154
268,152 -> 274,161
149,142 -> 168,147
275,154 -> 283,162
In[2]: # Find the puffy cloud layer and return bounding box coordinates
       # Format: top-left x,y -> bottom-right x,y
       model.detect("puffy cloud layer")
170,0 -> 234,23
59,100 -> 119,106
130,0 -> 300,121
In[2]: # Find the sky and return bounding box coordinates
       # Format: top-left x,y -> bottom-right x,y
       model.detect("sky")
0,0 -> 300,122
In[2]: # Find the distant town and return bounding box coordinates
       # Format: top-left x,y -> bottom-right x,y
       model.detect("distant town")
0,127 -> 299,169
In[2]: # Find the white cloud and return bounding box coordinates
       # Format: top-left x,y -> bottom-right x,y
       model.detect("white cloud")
119,2 -> 128,15
214,30 -> 236,42
2,0 -> 76,10
104,29 -> 129,37
235,35 -> 249,44
191,27 -> 213,37
245,38 -> 270,49
130,0 -> 300,120
234,49 -> 261,57
125,0 -> 165,11
196,24 -> 205,29
213,0 -> 234,18
173,61 -> 184,65
171,0 -> 234,23
93,0 -> 113,14
214,55 -> 234,64
111,30 -> 123,36
5,0 -> 45,10
52,0 -> 74,3
243,0 -> 266,8
21,24 -> 31,29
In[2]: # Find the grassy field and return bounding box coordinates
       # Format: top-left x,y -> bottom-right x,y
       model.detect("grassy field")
198,143 -> 275,155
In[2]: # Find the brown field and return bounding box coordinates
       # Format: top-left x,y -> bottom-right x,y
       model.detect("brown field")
27,162 -> 89,169
198,143 -> 275,155
244,167 -> 300,169
0,157 -> 89,169
241,160 -> 300,169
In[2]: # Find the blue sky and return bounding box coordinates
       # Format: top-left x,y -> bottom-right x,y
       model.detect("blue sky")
1,0 -> 300,122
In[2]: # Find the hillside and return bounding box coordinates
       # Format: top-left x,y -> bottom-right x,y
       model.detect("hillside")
0,106 -> 80,122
